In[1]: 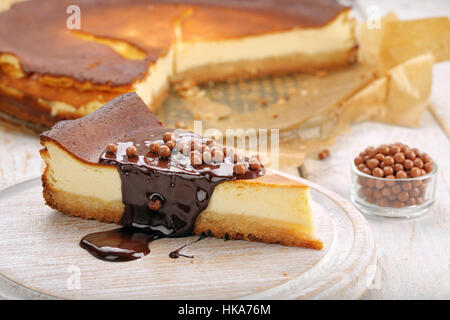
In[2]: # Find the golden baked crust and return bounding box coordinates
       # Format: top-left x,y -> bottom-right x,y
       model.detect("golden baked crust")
194,212 -> 323,250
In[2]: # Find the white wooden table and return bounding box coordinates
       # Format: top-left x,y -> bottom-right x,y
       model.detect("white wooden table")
0,0 -> 448,300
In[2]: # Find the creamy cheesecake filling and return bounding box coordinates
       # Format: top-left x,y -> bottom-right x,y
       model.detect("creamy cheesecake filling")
43,142 -> 122,202
133,48 -> 174,107
175,11 -> 354,74
207,182 -> 313,232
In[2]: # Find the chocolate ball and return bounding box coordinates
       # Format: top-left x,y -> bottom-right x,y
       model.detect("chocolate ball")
149,142 -> 160,154
420,153 -> 432,163
163,132 -> 175,143
381,187 -> 391,197
377,198 -> 389,207
402,181 -> 412,191
384,166 -> 394,176
373,190 -> 383,199
158,145 -> 171,158
372,167 -> 384,177
249,158 -> 261,170
424,161 -> 434,173
394,163 -> 404,172
377,145 -> 390,155
318,149 -> 330,160
398,191 -> 409,202
410,187 -> 420,198
165,140 -> 176,150
106,143 -> 118,154
396,170 -> 408,179
392,185 -> 402,194
233,163 -> 246,175
366,179 -> 375,188
410,167 -> 422,178
390,145 -> 401,155
354,157 -> 364,166
367,158 -> 380,170
403,159 -> 414,170
384,156 -> 395,166
405,150 -> 416,160
413,158 -> 424,169
365,146 -> 377,158
375,153 -> 385,162
375,180 -> 385,189
126,145 -> 138,157
393,152 -> 405,163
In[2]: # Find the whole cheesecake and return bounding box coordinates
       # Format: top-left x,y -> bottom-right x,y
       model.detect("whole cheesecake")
0,0 -> 356,128
40,92 -> 323,253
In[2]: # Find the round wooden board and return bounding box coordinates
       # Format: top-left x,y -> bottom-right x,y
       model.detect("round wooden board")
0,171 -> 376,300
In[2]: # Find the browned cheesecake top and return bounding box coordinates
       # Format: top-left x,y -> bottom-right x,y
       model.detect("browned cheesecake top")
0,0 -> 347,86
40,92 -> 163,163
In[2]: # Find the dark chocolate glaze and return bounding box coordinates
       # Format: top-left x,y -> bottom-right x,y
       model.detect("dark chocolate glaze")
99,128 -> 264,237
77,120 -> 263,260
41,93 -> 264,261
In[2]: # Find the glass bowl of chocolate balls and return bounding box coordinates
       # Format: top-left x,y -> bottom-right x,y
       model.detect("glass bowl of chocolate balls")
351,143 -> 437,218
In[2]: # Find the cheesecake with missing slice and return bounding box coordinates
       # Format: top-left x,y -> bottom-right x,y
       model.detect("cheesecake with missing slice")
1,0 -> 355,129
40,93 -> 322,250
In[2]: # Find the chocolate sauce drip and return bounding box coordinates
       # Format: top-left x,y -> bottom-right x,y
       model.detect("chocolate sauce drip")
169,235 -> 205,259
79,227 -> 159,262
80,128 -> 264,262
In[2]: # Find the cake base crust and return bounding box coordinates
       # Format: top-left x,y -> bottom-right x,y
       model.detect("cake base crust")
194,211 -> 323,249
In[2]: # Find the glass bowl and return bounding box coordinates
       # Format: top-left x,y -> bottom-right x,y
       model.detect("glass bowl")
350,162 -> 437,218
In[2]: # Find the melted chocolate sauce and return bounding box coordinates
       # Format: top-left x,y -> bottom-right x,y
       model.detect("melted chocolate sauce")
169,235 -> 205,259
79,128 -> 264,262
80,227 -> 158,262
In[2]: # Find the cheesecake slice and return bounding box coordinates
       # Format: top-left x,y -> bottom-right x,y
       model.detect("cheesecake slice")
40,93 -> 322,250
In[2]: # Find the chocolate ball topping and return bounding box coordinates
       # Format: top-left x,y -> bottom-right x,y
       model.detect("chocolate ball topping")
126,145 -> 138,158
106,143 -> 118,154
